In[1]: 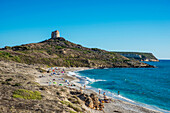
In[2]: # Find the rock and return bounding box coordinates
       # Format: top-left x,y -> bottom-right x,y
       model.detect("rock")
78,94 -> 88,101
70,91 -> 81,95
70,54 -> 75,57
85,97 -> 93,109
90,93 -> 96,100
90,93 -> 99,109
99,103 -> 104,110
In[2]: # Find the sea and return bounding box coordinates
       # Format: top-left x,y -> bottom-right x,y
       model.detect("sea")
72,60 -> 170,113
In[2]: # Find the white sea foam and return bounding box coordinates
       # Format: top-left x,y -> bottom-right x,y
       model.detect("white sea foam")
68,71 -> 106,85
117,95 -> 135,103
104,68 -> 109,69
98,88 -> 102,90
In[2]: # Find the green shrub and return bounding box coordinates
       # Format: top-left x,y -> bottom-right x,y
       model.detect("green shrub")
68,103 -> 82,112
13,89 -> 42,100
1,81 -> 10,85
12,83 -> 21,86
55,46 -> 64,49
123,59 -> 130,62
36,68 -> 46,73
4,46 -> 11,49
39,87 -> 46,90
60,101 -> 82,112
69,111 -> 77,113
60,88 -> 66,92
83,50 -> 92,54
71,48 -> 81,51
64,41 -> 69,45
0,51 -> 12,58
12,46 -> 30,51
6,78 -> 13,81
13,56 -> 21,62
91,48 -> 101,51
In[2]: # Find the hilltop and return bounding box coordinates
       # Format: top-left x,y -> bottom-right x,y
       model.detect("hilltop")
0,36 -> 154,68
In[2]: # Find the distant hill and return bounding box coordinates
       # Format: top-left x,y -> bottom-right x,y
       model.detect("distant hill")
0,37 -> 154,68
114,52 -> 159,62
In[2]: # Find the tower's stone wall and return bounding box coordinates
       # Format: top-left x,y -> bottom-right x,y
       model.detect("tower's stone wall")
51,30 -> 60,38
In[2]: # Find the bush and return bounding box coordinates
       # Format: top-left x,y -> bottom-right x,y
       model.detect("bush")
4,46 -> 11,49
91,48 -> 101,52
13,56 -> 21,62
69,110 -> 77,113
60,101 -> 82,112
39,87 -> 46,90
55,46 -> 64,49
64,41 -> 69,45
68,103 -> 82,112
12,83 -> 21,86
71,48 -> 81,51
13,89 -> 42,100
1,81 -> 10,85
6,78 -> 13,81
0,51 -> 12,58
83,50 -> 92,54
36,68 -> 46,73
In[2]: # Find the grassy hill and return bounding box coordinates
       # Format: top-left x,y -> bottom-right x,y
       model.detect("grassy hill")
0,37 -> 154,68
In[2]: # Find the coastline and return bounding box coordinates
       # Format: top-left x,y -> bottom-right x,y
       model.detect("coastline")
71,69 -> 168,113
36,67 -> 167,113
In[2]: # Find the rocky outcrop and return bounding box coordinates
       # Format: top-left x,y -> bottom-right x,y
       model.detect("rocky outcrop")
115,52 -> 159,62
90,93 -> 100,109
85,96 -> 94,109
75,93 -> 102,110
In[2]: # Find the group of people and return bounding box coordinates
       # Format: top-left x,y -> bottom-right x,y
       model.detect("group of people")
98,89 -> 120,103
46,67 -> 78,87
42,67 -> 70,86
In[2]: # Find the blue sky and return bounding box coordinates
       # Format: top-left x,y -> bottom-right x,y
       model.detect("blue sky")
0,0 -> 170,59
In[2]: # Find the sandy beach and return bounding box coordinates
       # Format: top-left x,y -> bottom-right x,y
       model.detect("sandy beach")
35,66 -> 162,113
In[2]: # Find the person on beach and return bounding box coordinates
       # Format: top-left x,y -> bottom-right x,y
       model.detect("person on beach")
80,87 -> 83,93
118,91 -> 120,95
49,82 -> 51,86
103,92 -> 106,99
99,90 -> 101,95
103,92 -> 110,103
103,92 -> 109,103
84,85 -> 86,89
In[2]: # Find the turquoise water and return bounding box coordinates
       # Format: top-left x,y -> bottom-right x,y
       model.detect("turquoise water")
76,60 -> 170,112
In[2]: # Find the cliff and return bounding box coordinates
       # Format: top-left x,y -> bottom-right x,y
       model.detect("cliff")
0,37 -> 154,68
115,52 -> 159,62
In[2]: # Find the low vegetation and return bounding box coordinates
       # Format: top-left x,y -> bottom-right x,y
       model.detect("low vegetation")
60,101 -> 82,112
13,89 -> 42,100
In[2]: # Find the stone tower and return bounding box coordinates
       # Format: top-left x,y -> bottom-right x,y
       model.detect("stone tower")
51,30 -> 60,38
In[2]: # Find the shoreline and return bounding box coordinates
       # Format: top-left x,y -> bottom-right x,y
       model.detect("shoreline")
36,67 -> 166,113
71,69 -> 169,113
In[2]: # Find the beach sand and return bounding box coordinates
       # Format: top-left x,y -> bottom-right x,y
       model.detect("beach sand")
36,67 -> 161,113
